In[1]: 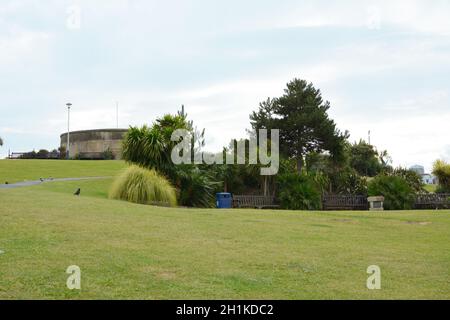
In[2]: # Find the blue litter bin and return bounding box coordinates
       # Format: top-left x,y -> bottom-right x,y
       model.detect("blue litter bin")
216,193 -> 232,209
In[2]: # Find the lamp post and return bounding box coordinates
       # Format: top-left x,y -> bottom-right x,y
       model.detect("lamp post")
66,103 -> 72,159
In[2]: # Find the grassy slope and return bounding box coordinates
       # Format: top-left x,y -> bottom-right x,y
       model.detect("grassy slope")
0,160 -> 449,299
0,186 -> 449,299
34,178 -> 115,199
424,184 -> 438,193
0,159 -> 127,183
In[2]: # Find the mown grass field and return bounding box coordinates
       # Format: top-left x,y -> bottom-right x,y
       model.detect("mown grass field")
424,184 -> 438,193
0,159 -> 127,183
0,160 -> 449,299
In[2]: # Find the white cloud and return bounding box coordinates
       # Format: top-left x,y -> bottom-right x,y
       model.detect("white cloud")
0,28 -> 51,67
261,0 -> 450,36
336,99 -> 450,173
1,0 -> 449,164
440,145 -> 450,162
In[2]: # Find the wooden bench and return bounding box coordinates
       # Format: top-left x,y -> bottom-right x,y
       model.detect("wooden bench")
233,195 -> 280,209
322,194 -> 368,211
414,193 -> 450,209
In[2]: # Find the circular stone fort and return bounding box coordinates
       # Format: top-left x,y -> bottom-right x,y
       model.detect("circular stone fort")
60,128 -> 128,160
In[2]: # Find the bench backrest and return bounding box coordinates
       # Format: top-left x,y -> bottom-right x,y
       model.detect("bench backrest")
414,193 -> 450,209
415,193 -> 450,203
322,195 -> 368,210
233,195 -> 277,207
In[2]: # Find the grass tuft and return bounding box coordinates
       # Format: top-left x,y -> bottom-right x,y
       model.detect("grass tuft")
109,165 -> 177,207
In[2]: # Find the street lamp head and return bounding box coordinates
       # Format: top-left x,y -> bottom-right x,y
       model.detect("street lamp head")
66,103 -> 72,108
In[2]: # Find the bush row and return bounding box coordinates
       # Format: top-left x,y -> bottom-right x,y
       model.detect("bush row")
276,171 -> 423,211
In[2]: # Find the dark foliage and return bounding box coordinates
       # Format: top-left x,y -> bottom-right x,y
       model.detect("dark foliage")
276,173 -> 322,210
250,78 -> 348,172
368,175 -> 415,210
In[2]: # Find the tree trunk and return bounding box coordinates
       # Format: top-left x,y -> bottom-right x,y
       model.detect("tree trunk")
296,156 -> 303,174
263,176 -> 269,196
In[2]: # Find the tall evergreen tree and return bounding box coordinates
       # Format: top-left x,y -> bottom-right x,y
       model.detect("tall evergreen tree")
250,78 -> 348,173
348,140 -> 382,177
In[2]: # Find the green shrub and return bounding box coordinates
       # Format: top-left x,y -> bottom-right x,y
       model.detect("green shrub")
432,160 -> 450,193
176,166 -> 218,208
109,165 -> 177,207
276,173 -> 322,210
58,146 -> 67,159
121,114 -> 220,208
368,175 -> 415,210
328,167 -> 367,195
390,167 -> 424,192
436,185 -> 450,194
102,148 -> 115,160
121,114 -> 191,177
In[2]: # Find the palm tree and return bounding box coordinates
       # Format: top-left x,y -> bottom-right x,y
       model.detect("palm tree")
121,114 -> 218,207
432,159 -> 450,193
121,125 -> 172,176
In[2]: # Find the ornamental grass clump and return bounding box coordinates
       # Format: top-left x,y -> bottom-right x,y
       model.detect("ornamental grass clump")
109,165 -> 177,207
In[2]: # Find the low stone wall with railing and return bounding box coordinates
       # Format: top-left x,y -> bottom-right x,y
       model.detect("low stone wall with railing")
322,193 -> 450,211
230,193 -> 450,210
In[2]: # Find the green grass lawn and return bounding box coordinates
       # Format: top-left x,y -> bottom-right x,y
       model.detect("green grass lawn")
0,159 -> 126,183
424,184 -> 438,193
0,160 -> 449,299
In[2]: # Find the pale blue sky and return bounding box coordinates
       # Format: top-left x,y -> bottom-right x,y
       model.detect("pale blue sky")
0,0 -> 449,171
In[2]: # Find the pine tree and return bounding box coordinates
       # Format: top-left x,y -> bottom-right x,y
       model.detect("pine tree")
250,78 -> 348,173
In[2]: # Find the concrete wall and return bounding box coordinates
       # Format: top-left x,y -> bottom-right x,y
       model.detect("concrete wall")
60,129 -> 128,159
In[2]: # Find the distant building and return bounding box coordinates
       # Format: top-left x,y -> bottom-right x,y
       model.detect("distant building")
409,165 -> 425,175
8,150 -> 60,159
409,165 -> 437,185
60,128 -> 128,160
9,152 -> 25,159
421,173 -> 437,185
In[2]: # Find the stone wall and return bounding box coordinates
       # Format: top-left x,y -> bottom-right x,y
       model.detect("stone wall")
60,129 -> 128,159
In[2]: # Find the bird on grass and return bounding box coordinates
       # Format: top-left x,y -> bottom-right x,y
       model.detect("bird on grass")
74,188 -> 81,196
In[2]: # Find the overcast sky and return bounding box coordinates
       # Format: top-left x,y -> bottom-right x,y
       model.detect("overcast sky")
0,0 -> 449,171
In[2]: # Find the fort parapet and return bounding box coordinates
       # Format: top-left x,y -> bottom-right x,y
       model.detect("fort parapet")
60,128 -> 128,159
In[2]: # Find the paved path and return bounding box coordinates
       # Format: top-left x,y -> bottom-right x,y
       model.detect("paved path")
0,177 -> 111,189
